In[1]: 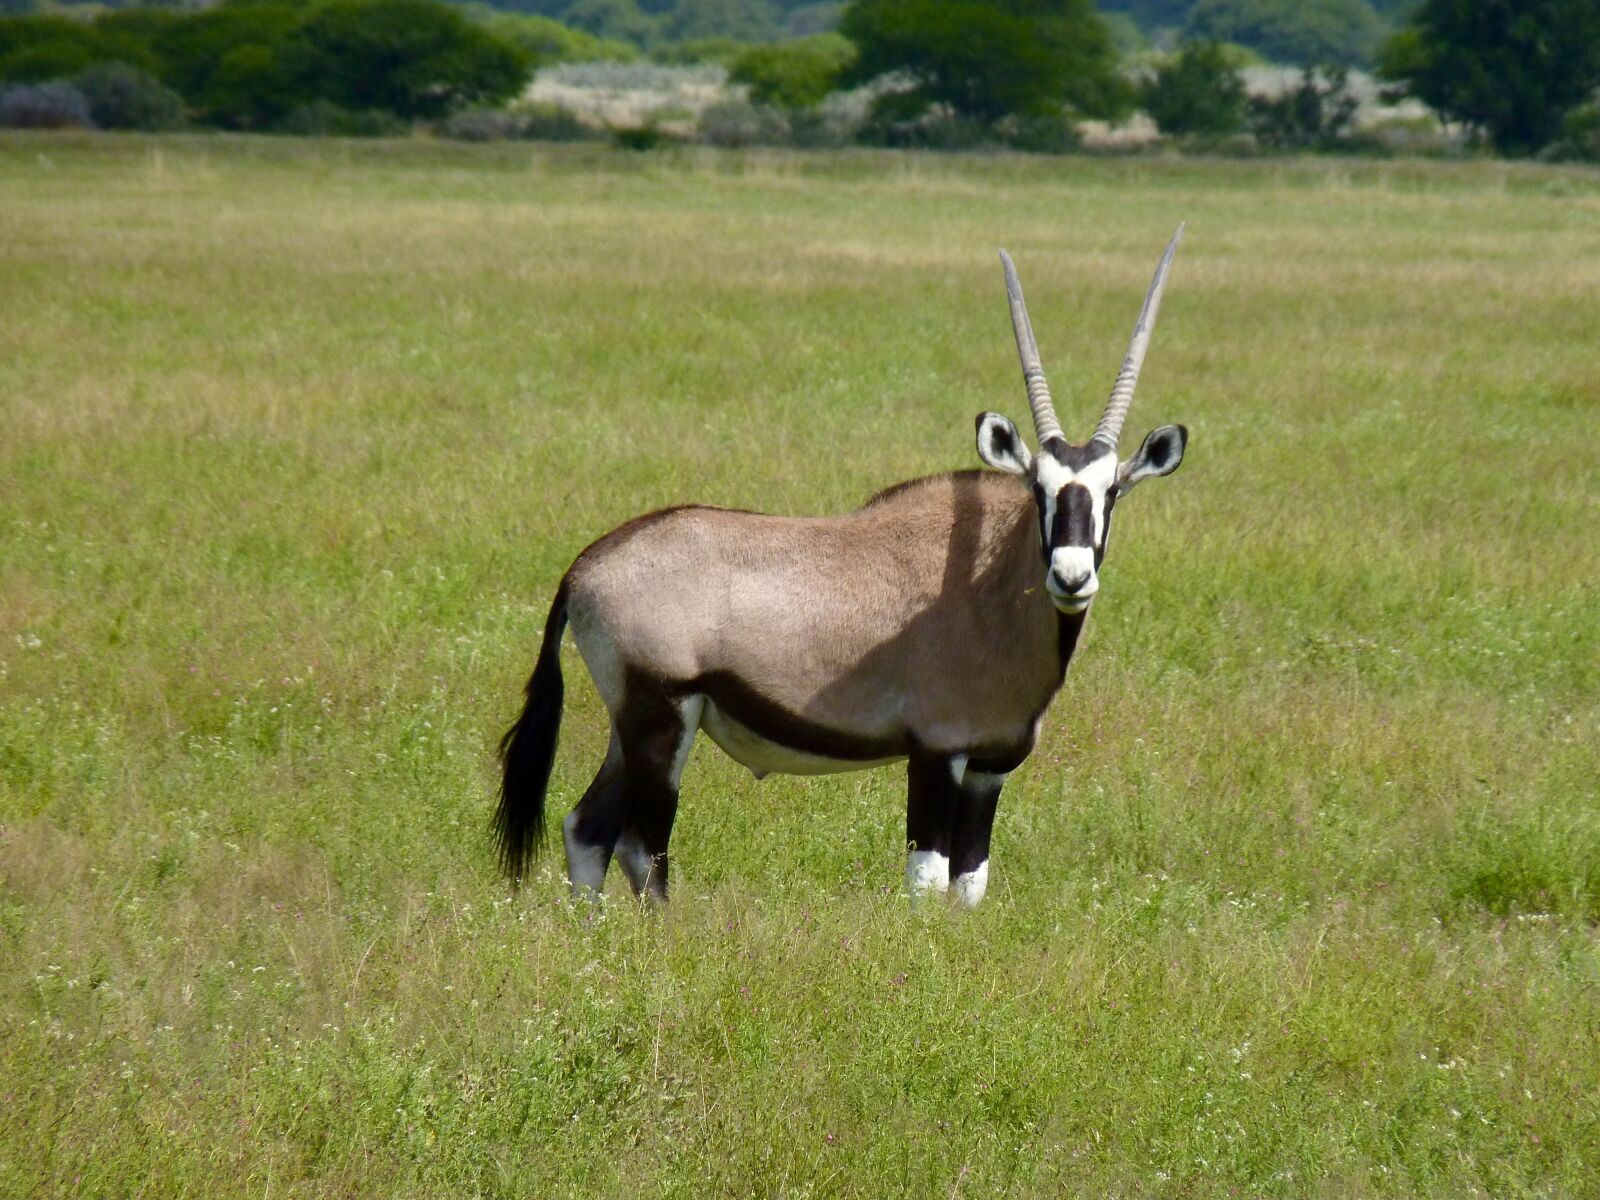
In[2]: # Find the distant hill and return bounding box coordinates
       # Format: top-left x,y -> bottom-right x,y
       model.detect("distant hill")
468,0 -> 1415,65
1102,0 -> 1420,66
446,0 -> 841,47
15,0 -> 1416,67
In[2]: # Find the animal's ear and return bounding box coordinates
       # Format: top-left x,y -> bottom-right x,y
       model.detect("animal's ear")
1116,424 -> 1187,495
975,412 -> 1033,477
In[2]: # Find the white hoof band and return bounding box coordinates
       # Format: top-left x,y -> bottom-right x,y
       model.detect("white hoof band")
906,850 -> 950,898
953,861 -> 989,909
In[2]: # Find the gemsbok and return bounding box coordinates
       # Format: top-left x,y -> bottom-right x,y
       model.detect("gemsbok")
496,229 -> 1189,906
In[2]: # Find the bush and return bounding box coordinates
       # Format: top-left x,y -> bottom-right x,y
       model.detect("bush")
296,0 -> 531,121
467,9 -> 637,67
1538,103 -> 1600,163
278,99 -> 407,137
841,0 -> 1127,123
440,105 -> 525,141
998,109 -> 1081,153
611,123 -> 675,150
696,97 -> 789,147
857,91 -> 990,150
1247,65 -> 1360,150
73,61 -> 184,130
0,40 -> 97,83
537,60 -> 725,92
139,2 -> 306,104
786,99 -> 862,148
1141,41 -> 1246,136
729,33 -> 854,109
0,80 -> 92,128
0,14 -> 159,83
439,102 -> 601,143
203,41 -> 309,129
518,100 -> 596,141
1379,0 -> 1600,155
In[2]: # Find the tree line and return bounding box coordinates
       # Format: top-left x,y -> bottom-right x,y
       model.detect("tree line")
1,0 -> 1597,159
0,0 -> 530,130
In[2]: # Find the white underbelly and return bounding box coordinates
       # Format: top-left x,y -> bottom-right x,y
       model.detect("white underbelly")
698,699 -> 902,779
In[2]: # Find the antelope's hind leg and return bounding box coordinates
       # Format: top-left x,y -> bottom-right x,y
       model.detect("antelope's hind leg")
562,733 -> 624,898
613,684 -> 703,904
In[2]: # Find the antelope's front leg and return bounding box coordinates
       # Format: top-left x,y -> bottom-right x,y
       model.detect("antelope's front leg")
905,753 -> 1005,907
904,753 -> 964,900
949,765 -> 1004,908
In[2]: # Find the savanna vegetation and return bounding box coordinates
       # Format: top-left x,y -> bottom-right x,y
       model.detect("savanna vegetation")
1,135 -> 1597,1196
5,0 -> 1600,157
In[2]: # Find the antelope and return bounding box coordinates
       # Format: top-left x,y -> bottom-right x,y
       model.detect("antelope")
495,229 -> 1189,907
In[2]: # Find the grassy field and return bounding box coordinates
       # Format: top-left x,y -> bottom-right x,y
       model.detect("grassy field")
1,133 -> 1597,1197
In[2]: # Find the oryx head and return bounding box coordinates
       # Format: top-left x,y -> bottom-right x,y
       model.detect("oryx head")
976,228 -> 1189,614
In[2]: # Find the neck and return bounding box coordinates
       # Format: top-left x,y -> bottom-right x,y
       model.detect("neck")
995,489 -> 1086,682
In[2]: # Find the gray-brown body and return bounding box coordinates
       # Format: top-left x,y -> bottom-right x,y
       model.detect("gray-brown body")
566,471 -> 1070,779
493,230 -> 1189,907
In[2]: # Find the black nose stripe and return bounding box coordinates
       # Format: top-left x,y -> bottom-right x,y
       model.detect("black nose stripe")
1051,484 -> 1095,549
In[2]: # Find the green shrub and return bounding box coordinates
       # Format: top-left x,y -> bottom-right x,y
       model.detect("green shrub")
0,15 -> 132,83
1538,102 -> 1600,163
0,14 -> 160,83
729,32 -> 853,109
0,80 -> 92,127
611,123 -> 674,149
857,90 -> 990,150
439,105 -> 523,141
468,8 -> 637,67
203,41 -> 308,129
786,99 -> 861,147
841,0 -> 1127,123
697,97 -> 789,146
1379,0 -> 1600,155
296,0 -> 531,121
138,2 -> 305,104
1247,65 -> 1360,150
999,108 -> 1081,153
278,99 -> 407,137
441,102 -> 600,143
518,100 -> 597,141
73,61 -> 185,130
1141,41 -> 1246,136
0,42 -> 89,83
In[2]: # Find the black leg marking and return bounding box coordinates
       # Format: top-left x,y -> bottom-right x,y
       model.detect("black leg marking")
905,752 -> 964,896
614,680 -> 698,903
562,736 -> 625,897
950,769 -> 1005,908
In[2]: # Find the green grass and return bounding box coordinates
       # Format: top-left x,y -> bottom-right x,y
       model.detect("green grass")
1,133 -> 1597,1197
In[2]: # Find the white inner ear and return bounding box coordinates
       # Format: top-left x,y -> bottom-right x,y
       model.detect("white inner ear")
977,416 -> 1032,476
1117,440 -> 1179,493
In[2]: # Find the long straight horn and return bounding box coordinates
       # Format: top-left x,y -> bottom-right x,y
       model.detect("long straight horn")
998,249 -> 1062,445
1092,223 -> 1185,450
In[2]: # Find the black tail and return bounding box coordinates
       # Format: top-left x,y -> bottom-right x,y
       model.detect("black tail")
494,579 -> 569,884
